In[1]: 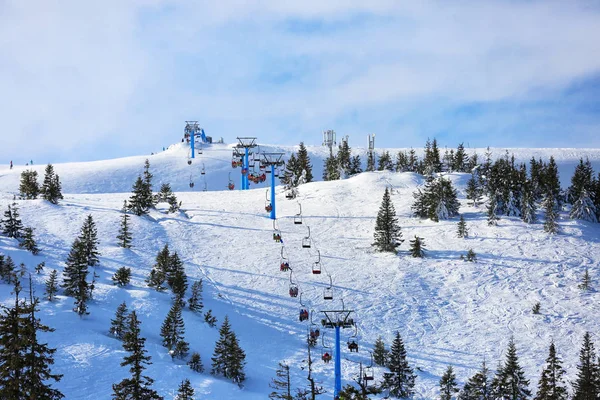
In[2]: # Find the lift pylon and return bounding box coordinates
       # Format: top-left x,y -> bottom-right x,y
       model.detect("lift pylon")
320,307 -> 355,399
235,137 -> 257,190
261,152 -> 285,220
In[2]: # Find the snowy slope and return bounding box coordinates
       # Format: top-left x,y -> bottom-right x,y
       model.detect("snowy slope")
0,143 -> 599,399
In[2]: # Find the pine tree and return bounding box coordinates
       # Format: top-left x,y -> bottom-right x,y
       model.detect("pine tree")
373,336 -> 389,366
175,379 -> 195,400
155,183 -> 172,203
542,191 -> 559,234
142,159 -> 155,208
491,338 -> 531,400
111,302 -> 129,339
373,187 -> 404,253
45,269 -> 59,301
578,267 -> 591,291
409,236 -> 425,258
160,301 -> 189,359
440,365 -> 459,400
211,316 -> 246,385
112,311 -> 163,399
19,169 -> 40,199
128,176 -> 149,216
570,189 -> 598,222
487,195 -> 499,226
466,174 -> 483,207
349,155 -> 363,176
35,261 -> 45,274
378,151 -> 393,171
297,142 -> 314,183
381,331 -> 416,398
19,226 -> 40,255
453,143 -> 469,172
568,158 -> 595,204
366,151 -> 376,172
204,309 -> 217,327
542,157 -> 561,205
521,183 -> 537,224
0,255 -> 17,284
188,280 -> 204,312
572,332 -> 599,400
2,203 -> 24,238
225,330 -> 246,387
534,342 -> 567,400
412,177 -> 460,221
80,214 -> 100,267
269,362 -> 293,400
117,213 -> 132,248
211,316 -> 231,376
464,249 -> 477,262
168,252 -> 188,300
457,215 -> 468,238
40,164 -> 63,204
61,238 -> 90,315
112,267 -> 132,287
147,244 -> 170,291
458,361 -> 490,400
323,150 -> 340,181
188,352 -> 204,373
338,139 -> 352,176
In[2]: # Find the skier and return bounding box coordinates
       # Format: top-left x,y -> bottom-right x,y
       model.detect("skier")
10,160 -> 12,169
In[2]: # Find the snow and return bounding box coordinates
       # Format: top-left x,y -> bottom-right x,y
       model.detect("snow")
0,142 -> 599,399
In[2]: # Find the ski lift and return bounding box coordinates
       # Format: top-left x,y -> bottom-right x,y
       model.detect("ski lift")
241,166 -> 248,175
323,274 -> 333,300
302,226 -> 312,249
198,144 -> 203,155
265,190 -> 272,213
363,352 -> 375,382
280,246 -> 290,272
286,190 -> 294,200
201,163 -> 205,175
289,272 -> 298,298
189,174 -> 194,189
312,250 -> 322,274
203,182 -> 207,192
228,172 -> 235,191
273,219 -> 282,243
321,333 -> 332,363
294,203 -> 303,225
274,167 -> 280,178
347,324 -> 359,352
299,293 -> 309,322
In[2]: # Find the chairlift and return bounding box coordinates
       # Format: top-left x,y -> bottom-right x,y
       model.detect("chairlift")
363,352 -> 375,382
299,293 -> 309,322
285,190 -> 294,200
274,167 -> 280,178
273,219 -> 282,243
265,189 -> 272,213
201,163 -> 205,175
323,274 -> 333,300
228,172 -> 235,191
280,246 -> 290,272
321,333 -> 332,363
189,174 -> 194,189
312,250 -> 322,274
294,203 -> 303,225
289,271 -> 298,298
203,182 -> 207,192
347,324 -> 359,352
198,144 -> 203,155
302,226 -> 312,249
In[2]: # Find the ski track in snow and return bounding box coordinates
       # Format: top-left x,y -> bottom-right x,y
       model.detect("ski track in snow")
1,142 -> 600,399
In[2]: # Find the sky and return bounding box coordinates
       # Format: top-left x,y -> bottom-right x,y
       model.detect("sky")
1,0 -> 600,164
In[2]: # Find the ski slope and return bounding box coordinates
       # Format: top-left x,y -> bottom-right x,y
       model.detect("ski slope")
0,142 -> 599,399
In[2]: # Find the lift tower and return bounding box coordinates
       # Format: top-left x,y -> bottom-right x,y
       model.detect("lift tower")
261,152 -> 285,220
322,130 -> 336,152
321,307 -> 355,399
367,134 -> 376,171
185,121 -> 208,159
235,137 -> 257,190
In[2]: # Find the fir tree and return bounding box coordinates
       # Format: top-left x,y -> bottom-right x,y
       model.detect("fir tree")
568,158 -> 595,204
160,301 -> 189,359
381,331 -> 416,398
147,244 -> 170,291
19,169 -> 40,199
45,269 -> 59,302
487,195 -> 500,226
112,267 -> 132,287
323,150 -> 340,181
188,352 -> 204,373
373,187 -> 404,253
204,309 -> 217,327
297,142 -> 314,183
349,154 -> 363,176
269,362 -> 293,400
211,316 -> 232,376
459,361 -> 490,400
338,139 -> 352,176
542,156 -> 561,205
454,143 -> 469,172
464,249 -> 477,262
409,236 -> 425,258
112,311 -> 163,399
440,365 -> 459,400
491,338 -> 531,400
504,191 -> 521,217
578,267 -> 591,291
534,342 -> 567,400
168,252 -> 188,300
373,336 -> 389,366
35,261 -> 45,274
19,226 -> 40,255
40,164 -> 63,204
396,151 -> 408,172
61,238 -> 90,316
142,159 -> 155,206
80,214 -> 100,267
128,176 -> 149,216
366,151 -> 376,172
281,153 -> 299,187
111,302 -> 129,339
570,189 -> 598,222
466,174 -> 483,207
175,379 -> 195,400
188,280 -> 204,313
117,213 -> 132,248
521,183 -> 537,224
2,203 -> 24,238
412,177 -> 460,221
0,255 -> 17,284
378,151 -> 393,171
457,215 -> 468,238
542,191 -> 559,234
211,316 -> 246,386
155,183 -> 173,203
532,302 -> 541,315
572,332 -> 600,400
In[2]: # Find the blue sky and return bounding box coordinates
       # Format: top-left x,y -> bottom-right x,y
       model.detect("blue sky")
1,1 -> 600,164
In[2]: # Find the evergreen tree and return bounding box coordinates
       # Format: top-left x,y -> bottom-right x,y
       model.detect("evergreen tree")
80,214 -> 100,267
112,267 -> 132,287
117,213 -> 133,248
35,261 -> 45,274
373,187 -> 404,253
281,153 -> 299,187
168,252 -> 188,300
487,195 -> 500,226
338,139 -> 352,176
412,177 -> 460,221
457,215 -> 468,238
542,156 -> 561,205
458,361 -> 490,400
323,150 -> 340,181
175,379 -> 194,400
366,151 -> 376,172
204,309 -> 217,327
61,238 -> 90,315
572,332 -> 600,400
155,183 -> 172,203
349,154 -> 363,176
112,311 -> 162,399
269,362 -> 293,400
453,143 -> 469,172
188,280 -> 204,313
297,142 -> 314,183
147,244 -> 170,291
211,316 -> 246,386
491,338 -> 531,400
225,330 -> 246,387
521,183 -> 537,224
2,203 -> 24,238
111,302 -> 129,340
466,174 -> 483,207
407,148 -> 418,172
142,159 -> 155,206
128,176 -> 150,216
188,351 -> 204,373
378,151 -> 393,171
464,249 -> 477,262
160,301 -> 189,359
381,331 -> 416,398
440,365 -> 459,400
19,169 -> 40,199
568,158 -> 595,203
19,226 -> 40,255
505,191 -> 520,217
40,164 -> 63,204
396,151 -> 408,172
570,189 -> 598,222
0,255 -> 17,284
534,342 -> 567,400
373,336 -> 389,366
409,236 -> 425,258
542,191 -> 559,234
210,314 -> 231,375
45,269 -> 59,301
578,267 -> 591,291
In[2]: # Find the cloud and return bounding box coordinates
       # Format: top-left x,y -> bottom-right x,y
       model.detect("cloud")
1,0 -> 600,163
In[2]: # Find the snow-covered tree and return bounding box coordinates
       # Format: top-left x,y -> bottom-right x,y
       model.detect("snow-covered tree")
297,142 -> 313,183
160,301 -> 189,359
19,169 -> 40,200
40,164 -> 63,204
116,213 -> 132,248
457,215 -> 468,238
542,191 -> 559,234
380,331 -> 416,398
2,203 -> 24,238
19,227 -> 40,255
570,189 -> 598,223
440,366 -> 459,400
373,187 -> 403,253
373,336 -> 389,366
110,302 -> 129,340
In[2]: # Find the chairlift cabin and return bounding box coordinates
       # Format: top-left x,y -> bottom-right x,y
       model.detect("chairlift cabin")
265,190 -> 272,212
203,182 -> 207,192
302,226 -> 312,249
198,144 -> 203,155
285,191 -> 294,200
280,247 -> 290,271
273,219 -> 282,243
228,172 -> 235,190
201,164 -> 205,175
312,250 -> 322,274
294,203 -> 303,225
363,352 -> 375,381
323,274 -> 333,300
189,174 -> 194,188
347,324 -> 359,352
